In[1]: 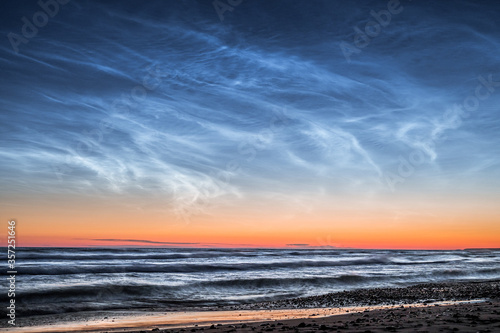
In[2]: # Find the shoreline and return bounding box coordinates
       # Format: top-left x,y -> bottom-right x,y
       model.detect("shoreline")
3,300 -> 497,333
3,280 -> 499,332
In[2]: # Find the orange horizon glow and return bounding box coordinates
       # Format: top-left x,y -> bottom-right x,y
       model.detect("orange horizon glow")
2,191 -> 499,250
4,219 -> 500,250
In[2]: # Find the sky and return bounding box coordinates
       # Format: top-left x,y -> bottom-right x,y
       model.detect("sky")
1,0 -> 499,249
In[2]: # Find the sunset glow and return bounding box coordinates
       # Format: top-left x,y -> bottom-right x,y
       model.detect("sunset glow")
1,0 -> 500,250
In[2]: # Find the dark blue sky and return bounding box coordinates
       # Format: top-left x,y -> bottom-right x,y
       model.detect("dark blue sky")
1,0 -> 500,221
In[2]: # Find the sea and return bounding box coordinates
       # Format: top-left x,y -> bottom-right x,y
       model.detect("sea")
6,247 -> 500,316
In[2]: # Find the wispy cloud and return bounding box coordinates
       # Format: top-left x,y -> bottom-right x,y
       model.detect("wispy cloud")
89,239 -> 199,245
1,0 -> 500,219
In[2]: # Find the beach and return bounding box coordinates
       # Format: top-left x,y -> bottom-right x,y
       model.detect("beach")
11,248 -> 500,317
5,248 -> 500,332
4,0 -> 500,331
143,300 -> 500,333
4,280 -> 499,333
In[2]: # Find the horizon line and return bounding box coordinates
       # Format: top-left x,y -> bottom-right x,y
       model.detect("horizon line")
5,245 -> 500,251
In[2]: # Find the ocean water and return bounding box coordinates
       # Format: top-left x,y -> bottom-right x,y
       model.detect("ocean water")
5,248 -> 500,315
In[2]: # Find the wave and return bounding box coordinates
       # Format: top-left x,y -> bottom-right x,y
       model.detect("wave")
6,248 -> 500,317
14,252 -> 250,261
10,269 -> 499,304
12,248 -> 483,261
194,275 -> 371,289
12,248 -> 361,260
4,274 -> 375,302
11,255 -> 467,275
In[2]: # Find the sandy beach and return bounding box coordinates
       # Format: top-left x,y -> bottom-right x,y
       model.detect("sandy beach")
144,300 -> 500,333
4,280 -> 499,333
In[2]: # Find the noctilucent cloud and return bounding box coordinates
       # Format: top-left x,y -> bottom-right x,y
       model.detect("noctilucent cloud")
1,0 -> 499,228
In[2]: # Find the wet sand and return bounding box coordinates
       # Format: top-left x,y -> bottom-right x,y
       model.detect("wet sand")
154,301 -> 500,333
